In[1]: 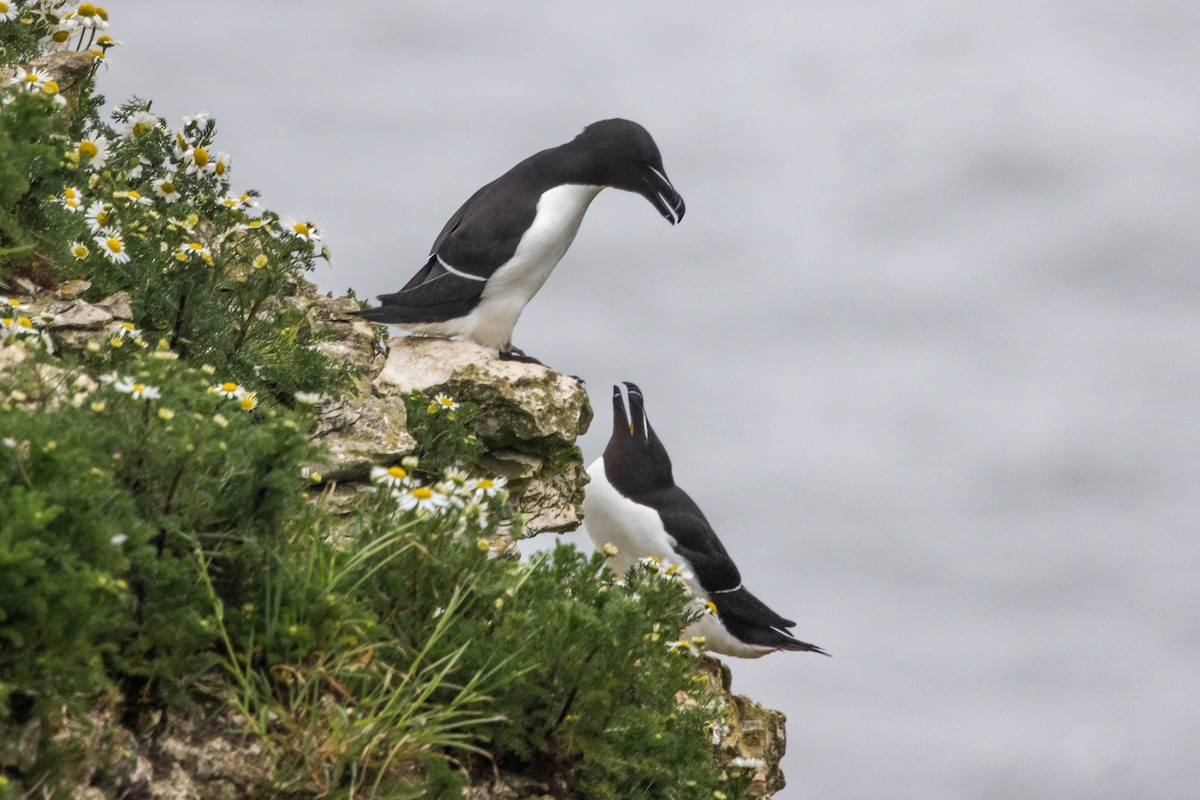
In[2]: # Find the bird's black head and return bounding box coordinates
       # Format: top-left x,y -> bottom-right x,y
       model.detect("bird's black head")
572,119 -> 686,225
603,382 -> 675,497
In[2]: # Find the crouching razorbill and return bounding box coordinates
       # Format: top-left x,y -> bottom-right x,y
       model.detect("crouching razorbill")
357,119 -> 685,363
583,383 -> 827,658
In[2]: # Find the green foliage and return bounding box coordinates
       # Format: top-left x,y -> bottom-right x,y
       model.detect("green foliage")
401,391 -> 486,476
0,85 -> 77,273
0,347 -> 318,719
351,488 -> 751,799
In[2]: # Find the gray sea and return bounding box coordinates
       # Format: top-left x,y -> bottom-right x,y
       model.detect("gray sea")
103,2 -> 1200,797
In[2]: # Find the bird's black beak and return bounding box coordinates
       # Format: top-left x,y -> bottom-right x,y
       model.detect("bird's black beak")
623,382 -> 651,442
641,165 -> 685,225
612,384 -> 631,437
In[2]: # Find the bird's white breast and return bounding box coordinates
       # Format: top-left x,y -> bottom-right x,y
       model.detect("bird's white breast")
583,456 -> 682,579
465,183 -> 603,349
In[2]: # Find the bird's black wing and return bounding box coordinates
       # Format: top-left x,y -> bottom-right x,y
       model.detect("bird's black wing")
358,180 -> 540,324
651,486 -> 797,631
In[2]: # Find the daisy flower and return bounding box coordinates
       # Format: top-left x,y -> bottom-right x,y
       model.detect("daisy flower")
41,22 -> 78,52
370,464 -> 412,489
39,80 -> 67,106
111,321 -> 142,340
284,219 -> 321,242
13,67 -> 51,91
181,111 -> 210,128
1,2 -> 20,22
239,393 -> 257,411
93,229 -> 130,263
126,155 -> 151,181
85,201 -> 112,232
177,241 -> 212,262
211,381 -> 245,399
1,316 -> 35,335
113,376 -> 160,401
71,3 -> 108,30
219,193 -> 253,211
471,475 -> 508,501
210,151 -> 232,179
77,135 -> 110,169
432,393 -> 458,411
69,242 -> 89,259
3,296 -> 28,312
638,556 -> 663,572
115,189 -> 151,206
182,145 -> 212,175
152,176 -> 181,202
60,187 -> 84,212
396,485 -> 450,517
122,110 -> 161,138
667,639 -> 702,657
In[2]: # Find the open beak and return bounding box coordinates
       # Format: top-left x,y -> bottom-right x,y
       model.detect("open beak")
642,166 -> 686,225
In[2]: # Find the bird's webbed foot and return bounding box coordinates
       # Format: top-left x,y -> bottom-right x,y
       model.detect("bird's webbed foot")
498,345 -> 545,366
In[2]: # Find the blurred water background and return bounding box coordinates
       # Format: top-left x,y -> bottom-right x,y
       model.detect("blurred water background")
101,2 -> 1200,797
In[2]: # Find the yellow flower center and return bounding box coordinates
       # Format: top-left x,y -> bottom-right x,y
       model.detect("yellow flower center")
106,237 -> 122,253
63,187 -> 78,198
221,382 -> 238,393
52,30 -> 70,42
6,298 -> 19,306
214,160 -> 227,176
97,35 -> 113,45
387,466 -> 407,479
42,80 -> 60,94
17,317 -> 32,328
132,383 -> 145,393
96,211 -> 108,224
78,3 -> 97,17
79,141 -> 98,158
413,487 -> 433,500
188,242 -> 204,251
95,6 -> 108,20
22,72 -> 38,84
477,479 -> 494,489
192,147 -> 209,167
120,322 -> 134,330
292,222 -> 311,236
240,397 -> 255,411
126,190 -> 141,200
160,181 -> 175,193
439,397 -> 454,406
72,245 -> 87,257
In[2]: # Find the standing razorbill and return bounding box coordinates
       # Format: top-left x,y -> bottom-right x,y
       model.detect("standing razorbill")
583,383 -> 827,658
357,119 -> 685,362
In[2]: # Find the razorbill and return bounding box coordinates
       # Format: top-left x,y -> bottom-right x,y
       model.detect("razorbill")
357,119 -> 685,362
583,383 -> 827,659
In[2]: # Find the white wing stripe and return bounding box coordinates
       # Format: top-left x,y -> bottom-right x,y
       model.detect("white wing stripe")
436,254 -> 488,282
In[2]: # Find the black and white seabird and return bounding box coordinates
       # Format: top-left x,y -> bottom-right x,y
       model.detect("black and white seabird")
583,383 -> 827,659
357,119 -> 685,361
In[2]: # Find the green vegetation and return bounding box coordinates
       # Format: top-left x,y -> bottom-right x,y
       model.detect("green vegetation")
1,5 -> 756,798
